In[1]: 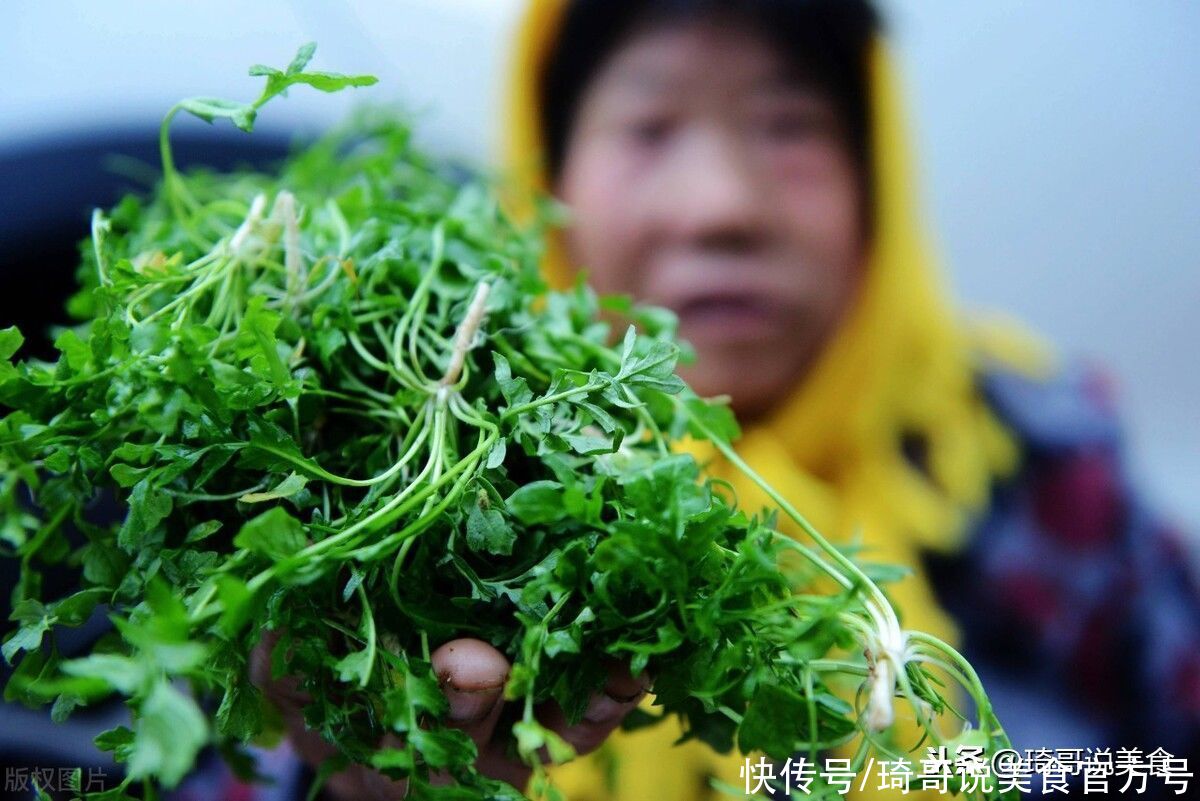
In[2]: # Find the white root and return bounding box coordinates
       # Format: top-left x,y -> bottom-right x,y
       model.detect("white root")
865,626 -> 906,731
866,654 -> 896,730
440,282 -> 491,387
230,193 -> 267,255
272,190 -> 305,309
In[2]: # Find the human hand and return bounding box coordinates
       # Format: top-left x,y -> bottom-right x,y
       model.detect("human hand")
250,633 -> 650,800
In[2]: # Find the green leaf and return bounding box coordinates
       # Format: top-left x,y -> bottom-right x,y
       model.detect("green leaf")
118,478 -> 173,551
51,588 -> 108,626
62,654 -> 148,695
2,600 -> 52,663
95,725 -> 136,761
216,675 -> 263,740
82,542 -> 128,587
563,430 -> 619,456
544,628 -> 581,658
128,680 -> 208,787
265,69 -> 378,96
51,692 -> 84,722
577,400 -> 619,433
505,481 -> 565,525
369,746 -> 414,772
216,576 -> 255,635
54,328 -> 91,372
238,296 -> 291,390
233,506 -> 307,560
493,353 -> 532,407
240,416 -> 326,478
410,727 -> 476,769
113,442 -> 156,464
184,520 -> 223,544
381,661 -> 448,735
616,333 -> 685,394
334,649 -> 372,685
286,42 -> 318,75
43,447 -> 71,473
247,64 -> 283,79
737,683 -> 809,760
406,665 -> 449,718
466,503 -> 515,556
239,471 -> 308,503
248,42 -> 377,115
178,97 -> 252,125
0,325 -> 24,360
110,463 -> 150,487
512,720 -> 575,764
485,438 -> 507,469
683,394 -> 741,443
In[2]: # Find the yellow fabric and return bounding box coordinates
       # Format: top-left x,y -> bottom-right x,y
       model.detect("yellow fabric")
501,2 -> 1049,798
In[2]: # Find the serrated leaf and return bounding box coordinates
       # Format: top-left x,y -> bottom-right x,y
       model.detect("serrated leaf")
118,479 -> 173,551
494,353 -> 532,407
2,605 -> 51,663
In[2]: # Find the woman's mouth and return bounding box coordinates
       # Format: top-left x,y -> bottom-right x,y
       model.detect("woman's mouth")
674,292 -> 789,343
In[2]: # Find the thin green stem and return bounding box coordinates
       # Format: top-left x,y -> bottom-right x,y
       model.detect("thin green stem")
355,581 -> 377,687
684,401 -> 899,635
501,381 -> 600,421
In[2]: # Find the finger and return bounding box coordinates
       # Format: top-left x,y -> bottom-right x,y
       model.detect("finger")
249,630 -> 340,781
247,629 -> 281,690
249,629 -> 310,708
251,631 -> 407,801
538,660 -> 650,757
431,638 -> 509,745
350,732 -> 410,801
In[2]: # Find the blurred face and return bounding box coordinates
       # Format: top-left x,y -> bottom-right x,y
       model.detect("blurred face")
556,18 -> 868,419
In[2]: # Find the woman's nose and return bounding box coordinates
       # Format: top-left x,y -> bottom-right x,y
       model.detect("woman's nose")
651,127 -> 766,248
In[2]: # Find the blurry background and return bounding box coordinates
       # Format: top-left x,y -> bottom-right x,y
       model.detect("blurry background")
2,0 -> 1197,537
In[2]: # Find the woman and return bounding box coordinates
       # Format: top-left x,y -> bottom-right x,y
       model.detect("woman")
501,0 -> 1200,799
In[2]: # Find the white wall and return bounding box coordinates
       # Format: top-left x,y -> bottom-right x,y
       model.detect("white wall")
2,0 -> 1196,530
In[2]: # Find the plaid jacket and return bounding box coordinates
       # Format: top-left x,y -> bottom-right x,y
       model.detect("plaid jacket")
923,360 -> 1199,795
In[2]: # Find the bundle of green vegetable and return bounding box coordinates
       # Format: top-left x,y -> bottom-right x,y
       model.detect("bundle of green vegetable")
0,46 -> 1014,801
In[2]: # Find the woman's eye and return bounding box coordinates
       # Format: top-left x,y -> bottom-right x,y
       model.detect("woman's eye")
624,116 -> 674,147
759,111 -> 823,141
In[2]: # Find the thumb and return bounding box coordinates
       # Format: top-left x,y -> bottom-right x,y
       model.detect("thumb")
431,638 -> 509,745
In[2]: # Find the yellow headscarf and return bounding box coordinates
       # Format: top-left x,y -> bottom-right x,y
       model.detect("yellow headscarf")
502,2 -> 1047,798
